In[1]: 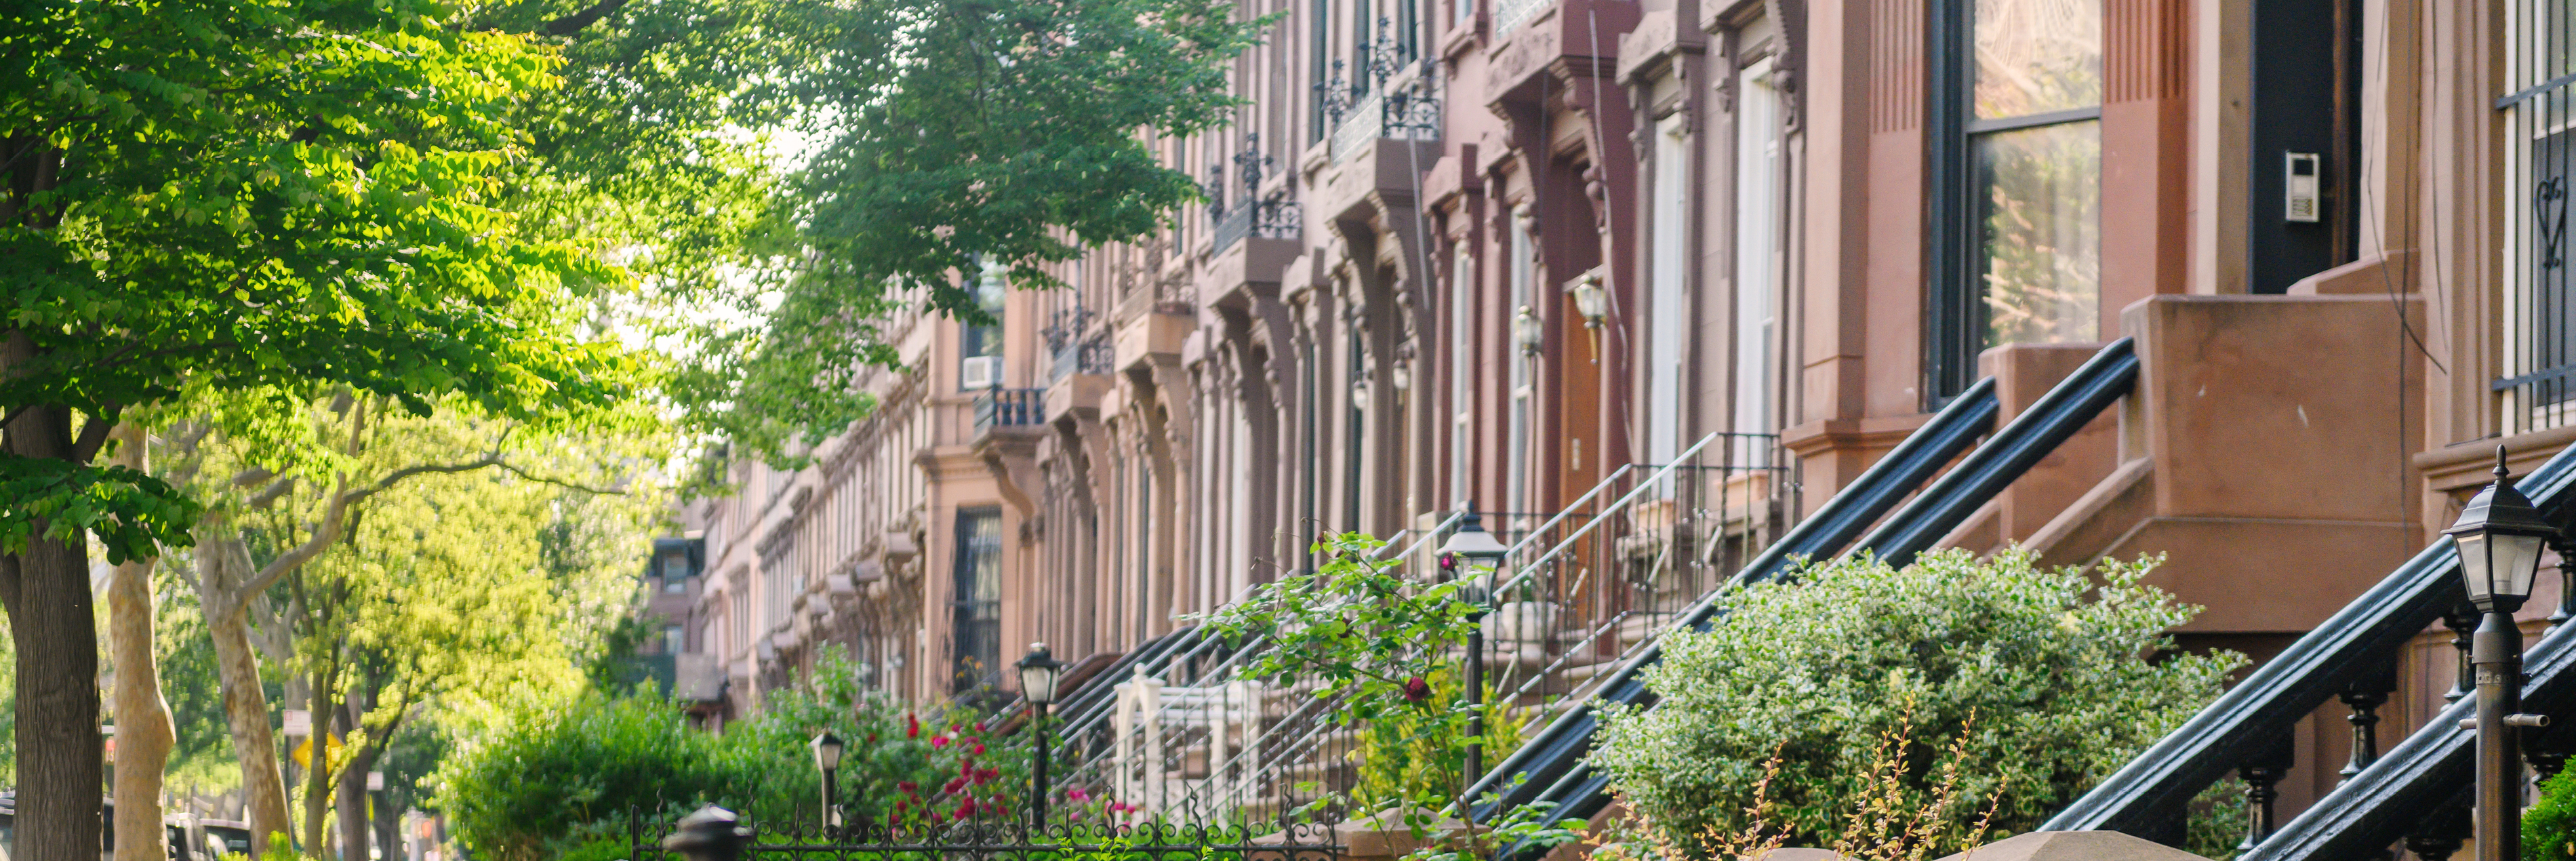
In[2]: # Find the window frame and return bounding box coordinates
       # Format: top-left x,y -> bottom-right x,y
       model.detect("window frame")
1922,0 -> 2106,406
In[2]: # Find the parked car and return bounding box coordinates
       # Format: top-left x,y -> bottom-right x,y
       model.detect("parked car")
0,793 -> 241,861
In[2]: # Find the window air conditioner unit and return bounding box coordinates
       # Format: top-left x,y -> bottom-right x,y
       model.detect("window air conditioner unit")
961,355 -> 1003,389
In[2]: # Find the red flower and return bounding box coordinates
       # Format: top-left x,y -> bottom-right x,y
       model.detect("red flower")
944,776 -> 970,795
960,759 -> 975,776
898,781 -> 919,794
1401,676 -> 1432,702
980,767 -> 1000,782
906,714 -> 921,738
973,721 -> 988,733
929,735 -> 949,749
971,742 -> 986,755
954,800 -> 975,820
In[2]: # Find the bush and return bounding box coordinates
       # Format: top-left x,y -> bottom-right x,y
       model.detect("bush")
436,646 -> 1026,861
2529,765 -> 2576,861
1588,550 -> 2242,858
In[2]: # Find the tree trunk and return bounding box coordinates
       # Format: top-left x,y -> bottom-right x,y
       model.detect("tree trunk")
5,397 -> 104,861
108,423 -> 177,861
371,794 -> 401,861
337,721 -> 380,861
197,531 -> 292,855
302,663 -> 339,858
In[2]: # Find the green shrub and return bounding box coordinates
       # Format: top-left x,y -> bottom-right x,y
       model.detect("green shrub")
1589,550 -> 2242,858
2529,765 -> 2576,861
436,646 -> 1026,861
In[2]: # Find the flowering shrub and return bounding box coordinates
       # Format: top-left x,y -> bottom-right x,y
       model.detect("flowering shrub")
1589,550 -> 2242,858
436,646 -> 1026,861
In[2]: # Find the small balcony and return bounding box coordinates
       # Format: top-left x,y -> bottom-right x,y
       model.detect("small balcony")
972,387 -> 1045,435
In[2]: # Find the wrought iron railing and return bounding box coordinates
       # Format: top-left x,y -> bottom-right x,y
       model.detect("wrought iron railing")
1211,195 -> 1301,254
627,805 -> 1342,860
1205,135 -> 1302,254
1321,19 -> 1440,164
1051,334 -> 1112,382
1474,340 -> 2142,856
1100,433 -> 1798,824
974,388 -> 1045,433
2047,436 -> 2576,855
2497,0 -> 2576,435
1041,517 -> 1468,822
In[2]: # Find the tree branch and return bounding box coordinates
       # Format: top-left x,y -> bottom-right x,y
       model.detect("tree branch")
70,404 -> 119,463
496,461 -> 628,496
247,477 -> 295,510
542,0 -> 631,35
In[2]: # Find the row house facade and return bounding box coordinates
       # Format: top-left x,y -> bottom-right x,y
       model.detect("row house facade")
651,0 -> 2576,830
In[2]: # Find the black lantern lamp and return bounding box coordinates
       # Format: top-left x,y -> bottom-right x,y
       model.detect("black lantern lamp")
1016,643 -> 1066,829
2444,447 -> 2558,861
1438,505 -> 1510,784
809,732 -> 845,829
2448,452 -> 2554,614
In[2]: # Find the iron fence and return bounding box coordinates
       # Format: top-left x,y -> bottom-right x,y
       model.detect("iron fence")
630,806 -> 1340,861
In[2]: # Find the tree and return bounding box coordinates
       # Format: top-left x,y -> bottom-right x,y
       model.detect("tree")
105,422 -> 178,861
0,1 -> 632,855
156,391 -> 655,858
465,0 -> 1270,462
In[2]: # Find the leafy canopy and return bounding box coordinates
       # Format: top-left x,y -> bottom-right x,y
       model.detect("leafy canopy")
0,0 -> 641,553
485,0 -> 1270,460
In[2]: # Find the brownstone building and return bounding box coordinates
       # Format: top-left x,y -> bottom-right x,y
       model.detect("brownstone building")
654,0 -> 2571,834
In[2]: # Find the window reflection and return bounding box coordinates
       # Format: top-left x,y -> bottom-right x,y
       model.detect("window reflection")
1976,121 -> 2101,346
1974,0 -> 2104,118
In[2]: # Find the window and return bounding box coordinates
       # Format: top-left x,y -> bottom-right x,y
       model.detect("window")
1647,117 -> 1691,466
2500,0 -> 2576,432
664,626 -> 686,656
1733,55 -> 1785,460
1507,205 -> 1535,515
1927,0 -> 2104,401
950,508 -> 1004,693
961,262 -> 1005,389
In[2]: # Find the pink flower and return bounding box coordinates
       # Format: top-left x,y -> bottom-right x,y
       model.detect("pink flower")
929,735 -> 950,749
1066,788 -> 1090,802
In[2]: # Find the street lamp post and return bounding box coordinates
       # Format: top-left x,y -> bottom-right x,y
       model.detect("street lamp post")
2443,447 -> 2558,861
809,732 -> 845,831
1438,505 -> 1509,786
1016,643 -> 1065,830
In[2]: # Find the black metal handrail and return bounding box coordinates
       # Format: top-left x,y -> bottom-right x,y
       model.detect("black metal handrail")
2043,436 -> 2576,839
2241,620 -> 2576,861
1460,372 -> 2005,823
1475,338 -> 2142,856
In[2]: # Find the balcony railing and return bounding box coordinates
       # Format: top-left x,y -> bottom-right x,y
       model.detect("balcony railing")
973,388 -> 1043,433
1051,334 -> 1112,383
1321,20 -> 1441,164
1211,193 -> 1302,254
1494,0 -> 1548,36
